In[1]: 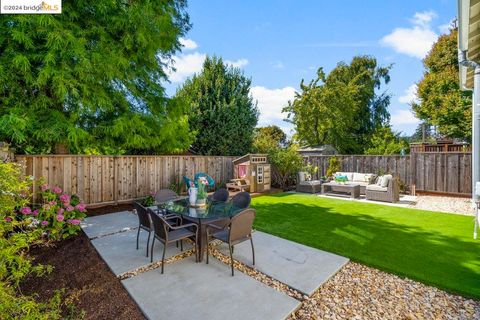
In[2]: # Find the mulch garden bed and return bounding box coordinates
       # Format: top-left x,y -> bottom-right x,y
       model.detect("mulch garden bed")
21,204 -> 145,319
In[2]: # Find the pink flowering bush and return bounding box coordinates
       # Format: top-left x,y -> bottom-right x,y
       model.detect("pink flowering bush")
29,182 -> 87,240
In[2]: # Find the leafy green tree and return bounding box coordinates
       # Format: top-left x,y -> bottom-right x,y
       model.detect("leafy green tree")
176,56 -> 259,156
412,28 -> 472,141
0,0 -> 192,154
269,144 -> 303,189
252,125 -> 287,154
364,126 -> 409,155
284,56 -> 391,154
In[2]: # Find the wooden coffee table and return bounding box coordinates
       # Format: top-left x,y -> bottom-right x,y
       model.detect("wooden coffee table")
322,182 -> 360,199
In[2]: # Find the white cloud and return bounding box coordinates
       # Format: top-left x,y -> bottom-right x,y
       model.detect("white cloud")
179,38 -> 198,50
398,84 -> 419,104
166,54 -> 249,83
250,86 -> 296,130
271,60 -> 285,69
390,109 -> 420,126
438,19 -> 455,34
381,11 -> 438,59
410,11 -> 437,27
168,52 -> 206,83
225,58 -> 249,68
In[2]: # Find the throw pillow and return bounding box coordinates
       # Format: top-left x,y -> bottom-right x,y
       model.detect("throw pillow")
376,176 -> 384,186
381,175 -> 392,188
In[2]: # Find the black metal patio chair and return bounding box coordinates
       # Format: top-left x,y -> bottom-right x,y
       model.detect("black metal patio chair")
231,191 -> 251,209
208,188 -> 229,203
147,208 -> 199,273
206,208 -> 256,276
133,201 -> 153,257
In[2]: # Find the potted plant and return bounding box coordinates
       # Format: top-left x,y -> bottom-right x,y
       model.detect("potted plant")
196,177 -> 208,206
303,162 -> 318,181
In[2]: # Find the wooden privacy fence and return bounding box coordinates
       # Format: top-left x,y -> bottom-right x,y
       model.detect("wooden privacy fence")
410,152 -> 471,196
16,155 -> 235,206
304,153 -> 472,196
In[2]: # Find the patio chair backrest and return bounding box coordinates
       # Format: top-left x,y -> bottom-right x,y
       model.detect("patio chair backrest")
212,188 -> 229,202
147,208 -> 168,240
133,201 -> 151,229
155,189 -> 178,204
229,208 -> 256,243
232,192 -> 251,209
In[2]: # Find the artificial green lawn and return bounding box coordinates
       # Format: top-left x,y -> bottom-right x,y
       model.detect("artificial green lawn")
251,193 -> 480,299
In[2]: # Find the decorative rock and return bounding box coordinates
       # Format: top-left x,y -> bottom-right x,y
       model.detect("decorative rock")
287,262 -> 480,320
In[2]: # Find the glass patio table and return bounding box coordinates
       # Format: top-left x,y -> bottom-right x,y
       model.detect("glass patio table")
157,199 -> 243,261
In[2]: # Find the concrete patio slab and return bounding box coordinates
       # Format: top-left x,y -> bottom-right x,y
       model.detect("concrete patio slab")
217,231 -> 349,296
81,211 -> 138,239
122,257 -> 300,320
91,229 -> 192,275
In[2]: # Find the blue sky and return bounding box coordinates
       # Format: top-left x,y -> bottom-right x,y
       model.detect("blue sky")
165,0 -> 456,136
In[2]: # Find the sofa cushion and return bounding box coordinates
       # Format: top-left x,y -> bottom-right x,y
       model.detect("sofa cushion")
381,175 -> 393,188
352,173 -> 365,182
298,172 -> 307,182
352,172 -> 375,183
366,184 -> 387,192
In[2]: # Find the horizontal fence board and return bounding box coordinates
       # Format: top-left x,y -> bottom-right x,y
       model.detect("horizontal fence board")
17,155 -> 235,206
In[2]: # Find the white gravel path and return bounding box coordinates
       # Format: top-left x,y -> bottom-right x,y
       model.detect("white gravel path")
409,195 -> 475,216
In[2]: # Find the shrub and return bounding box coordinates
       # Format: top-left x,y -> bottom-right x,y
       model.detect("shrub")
326,156 -> 341,178
17,180 -> 87,241
0,162 -> 62,319
270,144 -> 304,190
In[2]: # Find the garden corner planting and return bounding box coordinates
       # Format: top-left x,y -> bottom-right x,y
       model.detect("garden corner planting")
16,181 -> 87,240
0,162 -> 86,318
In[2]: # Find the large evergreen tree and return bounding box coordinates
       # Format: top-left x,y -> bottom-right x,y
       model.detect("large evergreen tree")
283,56 -> 391,154
0,0 -> 193,154
412,28 -> 472,141
176,56 -> 259,156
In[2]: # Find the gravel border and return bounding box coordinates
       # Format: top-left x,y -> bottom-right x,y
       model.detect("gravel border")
409,195 -> 475,216
288,262 -> 480,320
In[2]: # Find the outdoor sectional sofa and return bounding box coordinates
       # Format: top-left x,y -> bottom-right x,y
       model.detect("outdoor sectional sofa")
365,174 -> 400,203
334,172 -> 377,195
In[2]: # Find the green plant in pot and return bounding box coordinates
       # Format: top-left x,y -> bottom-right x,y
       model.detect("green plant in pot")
196,177 -> 208,206
303,162 -> 318,181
